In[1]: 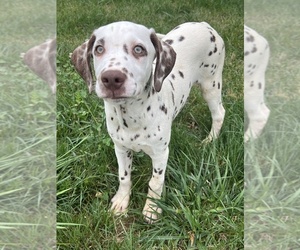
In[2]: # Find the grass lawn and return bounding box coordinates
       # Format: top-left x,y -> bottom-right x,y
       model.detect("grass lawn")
0,0 -> 56,249
57,0 -> 244,249
245,0 -> 300,249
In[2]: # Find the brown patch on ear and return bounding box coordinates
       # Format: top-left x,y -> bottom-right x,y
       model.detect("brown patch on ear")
23,38 -> 57,94
150,32 -> 176,92
71,35 -> 96,93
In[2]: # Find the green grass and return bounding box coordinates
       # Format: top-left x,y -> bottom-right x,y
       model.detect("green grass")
57,0 -> 243,249
0,0 -> 56,249
245,0 -> 300,249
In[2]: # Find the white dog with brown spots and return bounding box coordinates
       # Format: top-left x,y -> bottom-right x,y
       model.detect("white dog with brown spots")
71,21 -> 225,223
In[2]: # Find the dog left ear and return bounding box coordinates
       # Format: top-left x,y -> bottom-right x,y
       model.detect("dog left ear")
71,35 -> 96,94
23,39 -> 57,94
150,31 -> 176,92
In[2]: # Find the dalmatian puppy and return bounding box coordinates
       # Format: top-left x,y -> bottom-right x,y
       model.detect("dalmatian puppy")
244,26 -> 270,142
71,21 -> 225,223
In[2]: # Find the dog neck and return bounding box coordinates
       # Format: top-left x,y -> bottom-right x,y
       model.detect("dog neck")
103,74 -> 160,130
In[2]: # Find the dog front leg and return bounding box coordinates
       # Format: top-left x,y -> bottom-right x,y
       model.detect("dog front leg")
143,147 -> 169,223
110,145 -> 133,214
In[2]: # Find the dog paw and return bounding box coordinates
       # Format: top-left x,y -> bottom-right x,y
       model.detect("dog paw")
202,135 -> 213,144
142,199 -> 162,224
110,191 -> 130,214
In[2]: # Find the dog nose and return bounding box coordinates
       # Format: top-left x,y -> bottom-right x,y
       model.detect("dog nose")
101,70 -> 127,91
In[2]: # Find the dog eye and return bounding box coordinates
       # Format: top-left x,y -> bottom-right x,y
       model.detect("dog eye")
133,45 -> 144,54
95,45 -> 105,54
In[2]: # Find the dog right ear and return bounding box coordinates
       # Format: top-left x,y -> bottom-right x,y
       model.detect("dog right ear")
150,31 -> 176,92
71,35 -> 96,93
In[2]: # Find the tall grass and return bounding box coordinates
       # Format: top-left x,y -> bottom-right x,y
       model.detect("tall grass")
245,0 -> 300,248
0,0 -> 56,249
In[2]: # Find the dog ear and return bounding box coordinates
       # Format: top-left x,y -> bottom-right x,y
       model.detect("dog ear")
23,38 -> 57,94
150,32 -> 176,92
71,35 -> 96,93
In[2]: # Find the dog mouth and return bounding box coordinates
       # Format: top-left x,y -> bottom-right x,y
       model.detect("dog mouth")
103,96 -> 129,104
102,88 -> 138,101
98,90 -> 132,103
103,92 -> 129,100
102,92 -> 130,103
96,83 -> 138,102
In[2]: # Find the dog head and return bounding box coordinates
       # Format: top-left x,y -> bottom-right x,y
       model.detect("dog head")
71,21 -> 176,100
